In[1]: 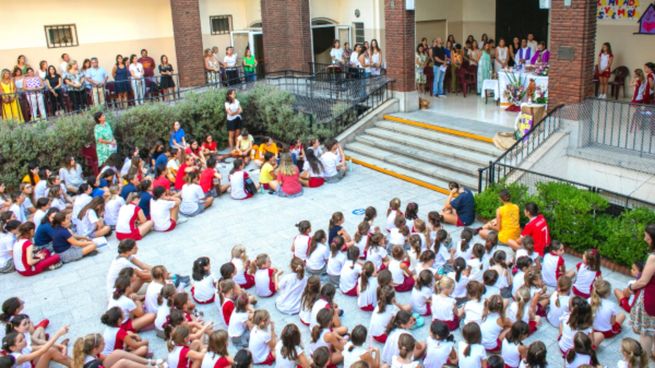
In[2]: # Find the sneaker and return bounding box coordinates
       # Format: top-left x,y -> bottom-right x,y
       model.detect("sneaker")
48,262 -> 63,271
35,319 -> 50,329
177,216 -> 189,224
439,94 -> 447,98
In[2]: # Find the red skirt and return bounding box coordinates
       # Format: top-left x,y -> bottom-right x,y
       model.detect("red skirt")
593,322 -> 622,338
394,276 -> 415,292
308,177 -> 325,188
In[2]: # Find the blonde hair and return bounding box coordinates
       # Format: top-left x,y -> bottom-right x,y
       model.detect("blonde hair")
554,275 -> 572,308
72,334 -> 102,368
231,244 -> 247,261
621,337 -> 648,368
278,153 -> 297,176
590,279 -> 611,314
253,309 -> 270,328
514,286 -> 531,322
436,276 -> 454,294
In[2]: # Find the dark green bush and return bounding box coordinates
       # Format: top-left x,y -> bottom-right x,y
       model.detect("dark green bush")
600,207 -> 655,266
0,85 -> 327,189
473,181 -> 534,223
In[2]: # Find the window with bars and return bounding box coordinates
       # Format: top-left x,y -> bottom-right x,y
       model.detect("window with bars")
210,15 -> 233,35
353,22 -> 365,44
44,24 -> 78,48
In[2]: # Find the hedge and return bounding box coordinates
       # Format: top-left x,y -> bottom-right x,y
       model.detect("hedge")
0,85 -> 330,189
475,181 -> 655,266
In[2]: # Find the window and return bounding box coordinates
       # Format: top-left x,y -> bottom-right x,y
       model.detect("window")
210,15 -> 232,35
44,24 -> 78,48
353,22 -> 365,44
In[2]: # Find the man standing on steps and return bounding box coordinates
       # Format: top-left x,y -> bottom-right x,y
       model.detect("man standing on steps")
432,37 -> 448,98
440,181 -> 475,227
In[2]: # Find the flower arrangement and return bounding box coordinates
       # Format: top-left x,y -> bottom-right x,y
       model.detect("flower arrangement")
503,72 -> 527,107
534,64 -> 549,76
534,86 -> 548,104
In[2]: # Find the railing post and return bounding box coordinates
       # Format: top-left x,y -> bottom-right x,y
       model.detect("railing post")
488,161 -> 495,186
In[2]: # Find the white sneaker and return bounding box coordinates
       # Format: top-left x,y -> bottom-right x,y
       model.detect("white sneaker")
177,216 -> 189,224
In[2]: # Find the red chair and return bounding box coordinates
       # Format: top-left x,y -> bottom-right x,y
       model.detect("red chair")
457,62 -> 477,97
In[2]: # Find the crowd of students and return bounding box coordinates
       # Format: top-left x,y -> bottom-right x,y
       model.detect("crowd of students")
2,170 -> 655,368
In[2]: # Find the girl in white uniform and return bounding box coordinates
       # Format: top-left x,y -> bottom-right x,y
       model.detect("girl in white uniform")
457,322 -> 487,368
385,198 -> 402,233
309,308 -> 346,366
564,332 -> 599,368
339,246 -> 362,296
291,220 -> 312,261
501,321 -> 529,368
357,262 -> 378,311
462,281 -> 485,325
391,333 -> 420,368
558,297 -> 594,355
191,257 -> 217,304
154,285 -> 176,333
342,325 -> 380,368
107,273 -> 155,332
167,326 -> 205,368
306,230 -> 329,276
480,295 -> 510,352
228,294 -> 252,349
423,320 -> 457,368
369,286 -> 401,343
410,270 -> 433,316
431,276 -> 460,332
100,307 -> 148,357
507,286 -> 538,335
365,233 -> 388,271
275,324 -> 311,368
381,311 -> 425,366
248,310 -> 277,365
299,276 -> 320,326
253,254 -> 279,297
541,240 -> 565,288
275,257 -> 307,315
201,330 -> 232,368
231,245 -> 254,289
572,248 -> 602,299
547,275 -> 572,328
352,222 -> 370,258
326,237 -> 346,286
590,279 -> 625,347
388,246 -> 414,292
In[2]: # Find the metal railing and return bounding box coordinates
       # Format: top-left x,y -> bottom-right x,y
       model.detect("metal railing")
478,104 -> 564,192
586,98 -> 655,157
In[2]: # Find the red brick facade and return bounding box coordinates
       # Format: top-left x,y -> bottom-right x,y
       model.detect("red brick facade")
384,0 -> 416,93
170,0 -> 206,87
260,0 -> 312,73
549,0 -> 597,107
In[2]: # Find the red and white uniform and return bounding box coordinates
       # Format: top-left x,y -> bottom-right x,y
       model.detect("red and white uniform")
115,203 -> 142,241
385,210 -> 401,232
309,298 -> 330,329
292,234 -> 311,261
232,258 -> 254,289
107,295 -> 137,322
369,304 -> 399,342
191,274 -> 217,304
463,299 -> 485,325
501,339 -> 521,368
275,273 -> 306,315
101,326 -> 128,356
366,245 -> 388,271
201,354 -> 230,368
167,345 -> 191,368
547,292 -> 571,327
481,313 -> 503,351
521,215 -> 550,256
558,314 -> 593,354
542,252 -> 564,288
572,263 -> 601,298
339,262 -> 362,296
217,297 -> 235,328
592,299 -> 622,337
13,238 -> 60,276
411,286 -> 432,316
357,277 -> 378,311
423,337 -> 455,368
227,311 -> 249,339
254,268 -> 277,297
354,234 -> 369,258
248,326 -> 274,365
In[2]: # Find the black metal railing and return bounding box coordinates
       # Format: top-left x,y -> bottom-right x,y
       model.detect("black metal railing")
586,98 -> 655,157
478,104 -> 564,192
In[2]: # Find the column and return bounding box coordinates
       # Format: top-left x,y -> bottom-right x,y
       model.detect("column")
260,0 -> 312,73
170,0 -> 206,87
385,0 -> 418,111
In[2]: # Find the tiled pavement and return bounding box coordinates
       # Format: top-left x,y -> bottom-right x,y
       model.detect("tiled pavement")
0,163 -> 632,367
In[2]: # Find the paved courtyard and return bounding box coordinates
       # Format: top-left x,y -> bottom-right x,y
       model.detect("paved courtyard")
0,163 -> 632,367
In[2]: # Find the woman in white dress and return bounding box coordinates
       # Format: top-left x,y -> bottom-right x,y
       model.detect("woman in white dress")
494,38 -> 509,77
370,39 -> 383,76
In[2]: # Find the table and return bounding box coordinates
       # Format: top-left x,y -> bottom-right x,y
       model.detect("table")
498,71 -> 548,105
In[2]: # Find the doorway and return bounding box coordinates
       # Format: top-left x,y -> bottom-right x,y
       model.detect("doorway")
253,33 -> 264,78
496,0 -> 549,45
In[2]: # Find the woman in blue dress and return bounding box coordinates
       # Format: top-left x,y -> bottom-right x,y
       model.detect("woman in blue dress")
112,54 -> 130,108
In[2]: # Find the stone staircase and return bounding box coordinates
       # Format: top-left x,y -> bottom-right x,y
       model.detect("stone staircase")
344,115 -> 502,193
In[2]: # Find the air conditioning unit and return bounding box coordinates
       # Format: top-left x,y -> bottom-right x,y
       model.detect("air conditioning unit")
539,0 -> 551,9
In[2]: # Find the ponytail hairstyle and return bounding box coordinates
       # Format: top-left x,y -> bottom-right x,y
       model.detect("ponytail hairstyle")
173,292 -> 191,311
515,256 -> 533,272
453,257 -> 467,282
484,294 -> 505,320
427,211 -> 441,230
471,243 -> 485,261
484,230 -> 498,254
192,256 -> 210,281
408,234 -> 421,257
385,310 -> 412,335
514,285 -> 531,322
157,284 -> 177,307
229,158 -> 244,175
311,308 -> 333,342
252,309 -> 270,329
235,293 -> 249,313
506,320 -> 529,345
583,248 -> 601,272
430,319 -> 454,342
72,334 -> 103,368
290,257 -> 305,280
419,249 -> 435,264
397,333 -> 416,360
546,239 -> 564,254
377,285 -> 395,313
525,341 -> 548,368
391,245 -> 405,261
167,325 -> 190,352
151,265 -> 167,281
346,245 -> 360,268
482,269 -> 499,288
554,275 -> 572,308
218,279 -> 235,306
301,276 -> 321,311
319,283 -> 336,305
415,269 -> 434,291
461,322 -> 482,357
433,229 -> 448,254
0,297 -> 22,323
459,227 -> 473,253
1,332 -> 20,353
566,332 -> 599,366
436,276 -> 454,295
230,244 -> 248,263
280,324 -> 302,361
5,314 -> 29,335
353,221 -> 370,244
308,229 -> 327,256
376,269 -> 392,290
207,330 -> 229,357
310,347 -> 330,368
330,236 -> 344,257
112,274 -> 132,300
590,279 -> 611,314
404,202 -> 418,221
296,220 -> 311,235
163,309 -> 185,340
621,337 -> 648,368
328,211 -> 344,231
359,261 -> 375,292
349,325 -> 367,350
100,306 -> 123,327
490,250 -> 508,270
522,236 -> 535,256
387,197 -> 401,216
568,296 -> 593,330
364,206 -> 377,223
219,262 -> 236,281
466,281 -> 484,302
368,232 -> 385,252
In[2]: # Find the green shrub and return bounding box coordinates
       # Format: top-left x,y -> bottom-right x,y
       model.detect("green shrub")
0,85 -> 323,189
473,181 -> 533,222
600,207 -> 655,266
534,182 -> 608,253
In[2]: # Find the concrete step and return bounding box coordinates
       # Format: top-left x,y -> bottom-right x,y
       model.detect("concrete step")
345,150 -> 456,191
354,134 -> 482,175
362,127 -> 494,167
346,142 -> 479,190
375,120 -> 501,157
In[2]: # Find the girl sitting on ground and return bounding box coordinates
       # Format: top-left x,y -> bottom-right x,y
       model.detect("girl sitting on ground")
275,257 -> 307,315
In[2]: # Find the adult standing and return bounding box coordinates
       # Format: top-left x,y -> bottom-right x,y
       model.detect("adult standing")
477,41 -> 492,94
59,53 -> 71,76
515,39 -> 532,68
225,89 -> 243,151
508,37 -> 520,67
128,54 -> 145,105
630,224 -> 655,361
432,38 -> 447,97
86,57 -> 108,106
526,34 -> 538,55
530,42 -> 550,66
137,49 -> 156,79
494,38 -> 509,75
158,55 -> 175,100
22,68 -> 46,121
415,44 -> 427,95
440,181 -> 475,227
370,39 -> 383,76
1,69 -> 24,122
44,65 -> 64,116
112,54 -> 130,109
204,48 -> 220,85
330,40 -> 344,65
242,48 -> 257,82
63,60 -> 86,112
93,111 -> 116,167
223,46 -> 239,85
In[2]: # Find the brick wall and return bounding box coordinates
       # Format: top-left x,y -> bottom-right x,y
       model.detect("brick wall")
170,0 -> 206,87
549,0 -> 597,108
384,0 -> 416,93
261,0 -> 312,73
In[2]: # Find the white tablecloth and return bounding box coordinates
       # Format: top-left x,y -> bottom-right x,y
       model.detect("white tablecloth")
498,71 -> 548,104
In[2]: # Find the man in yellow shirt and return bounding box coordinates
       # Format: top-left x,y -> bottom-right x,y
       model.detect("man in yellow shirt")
259,152 -> 279,191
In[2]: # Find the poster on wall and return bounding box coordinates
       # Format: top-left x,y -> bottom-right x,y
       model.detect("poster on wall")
597,0 -> 641,19
636,3 -> 655,34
